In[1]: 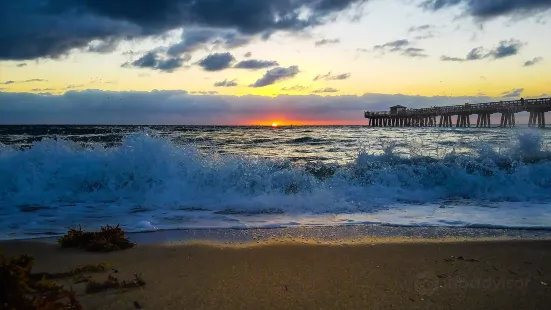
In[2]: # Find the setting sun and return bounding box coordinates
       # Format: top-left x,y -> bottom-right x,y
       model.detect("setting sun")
271,122 -> 278,128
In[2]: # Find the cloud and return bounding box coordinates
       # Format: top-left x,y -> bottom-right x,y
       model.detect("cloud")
167,28 -> 250,56
408,25 -> 433,32
440,40 -> 523,62
374,39 -> 410,52
312,87 -> 339,93
281,85 -> 308,91
124,52 -> 188,72
501,88 -> 524,98
87,39 -> 119,54
407,24 -> 437,40
0,0 -> 367,60
313,72 -> 351,81
524,57 -> 544,67
1,79 -> 46,84
402,47 -> 428,58
487,39 -> 524,59
90,79 -> 117,85
373,39 -> 428,57
466,47 -> 485,60
31,88 -> 55,92
16,63 -> 27,67
0,90 -> 501,125
250,66 -> 300,87
66,84 -> 85,89
244,52 -> 252,58
214,79 -> 238,87
421,0 -> 551,20
234,59 -> 279,70
190,91 -> 218,95
198,52 -> 235,71
314,38 -> 340,46
440,56 -> 465,62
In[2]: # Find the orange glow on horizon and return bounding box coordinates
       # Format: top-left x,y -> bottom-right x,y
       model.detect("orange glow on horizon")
248,118 -> 366,126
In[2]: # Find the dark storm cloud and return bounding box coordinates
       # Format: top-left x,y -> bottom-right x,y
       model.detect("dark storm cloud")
214,79 -> 238,87
234,59 -> 279,69
124,52 -> 187,72
314,38 -> 340,46
157,57 -> 186,72
250,66 -> 300,87
198,53 -> 235,71
87,40 -> 119,54
501,88 -> 524,98
0,0 -> 368,60
313,72 -> 350,81
130,52 -> 158,68
312,87 -> 339,93
441,40 -> 523,62
372,39 -> 428,58
167,28 -> 250,56
0,89 -> 501,125
421,0 -> 551,19
524,57 -> 544,67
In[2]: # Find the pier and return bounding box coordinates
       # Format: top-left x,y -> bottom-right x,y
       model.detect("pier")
364,97 -> 551,128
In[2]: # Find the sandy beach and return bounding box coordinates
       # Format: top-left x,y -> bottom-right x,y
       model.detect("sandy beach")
3,235 -> 551,310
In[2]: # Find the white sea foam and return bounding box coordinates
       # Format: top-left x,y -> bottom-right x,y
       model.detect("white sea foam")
1,130 -> 550,239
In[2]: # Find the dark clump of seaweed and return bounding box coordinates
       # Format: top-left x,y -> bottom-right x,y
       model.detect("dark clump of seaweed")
30,263 -> 110,283
57,225 -> 136,252
0,253 -> 82,310
85,273 -> 146,294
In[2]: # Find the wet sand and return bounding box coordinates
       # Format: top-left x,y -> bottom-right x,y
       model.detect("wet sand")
2,237 -> 551,310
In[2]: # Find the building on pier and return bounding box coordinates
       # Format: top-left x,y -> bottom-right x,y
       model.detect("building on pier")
364,97 -> 551,128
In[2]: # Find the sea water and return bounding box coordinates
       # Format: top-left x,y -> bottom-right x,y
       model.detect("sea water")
1,125 -> 550,239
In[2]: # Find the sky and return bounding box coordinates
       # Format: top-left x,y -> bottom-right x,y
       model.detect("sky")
1,0 -> 550,125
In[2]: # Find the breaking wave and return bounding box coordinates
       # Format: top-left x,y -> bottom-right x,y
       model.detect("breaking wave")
1,130 -> 551,238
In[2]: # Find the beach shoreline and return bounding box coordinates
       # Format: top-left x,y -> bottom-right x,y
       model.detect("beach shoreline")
2,228 -> 551,309
6,224 -> 551,244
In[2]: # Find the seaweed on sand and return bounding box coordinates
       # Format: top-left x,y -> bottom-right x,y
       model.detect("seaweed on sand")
0,253 -> 82,310
30,263 -> 110,282
57,225 -> 135,252
1,252 -> 145,309
85,273 -> 146,294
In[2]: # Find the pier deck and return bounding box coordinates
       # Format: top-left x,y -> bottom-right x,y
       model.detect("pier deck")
364,97 -> 551,128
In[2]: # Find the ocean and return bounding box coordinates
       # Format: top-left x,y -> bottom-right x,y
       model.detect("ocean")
1,125 -> 551,240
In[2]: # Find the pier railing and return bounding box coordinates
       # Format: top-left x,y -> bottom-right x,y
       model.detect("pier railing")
364,97 -> 551,128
